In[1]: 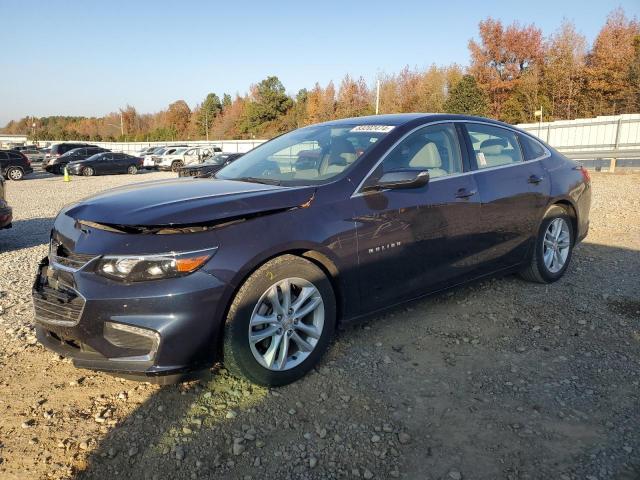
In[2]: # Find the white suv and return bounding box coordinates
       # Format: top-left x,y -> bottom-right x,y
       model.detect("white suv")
156,146 -> 221,172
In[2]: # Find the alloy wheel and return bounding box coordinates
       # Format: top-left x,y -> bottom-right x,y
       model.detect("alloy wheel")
8,168 -> 23,180
83,167 -> 94,176
248,277 -> 324,371
128,165 -> 138,174
542,217 -> 571,273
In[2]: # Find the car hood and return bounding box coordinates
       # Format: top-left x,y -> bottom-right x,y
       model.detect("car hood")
62,178 -> 316,227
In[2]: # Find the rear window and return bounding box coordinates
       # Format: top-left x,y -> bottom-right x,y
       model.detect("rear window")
9,152 -> 23,160
518,134 -> 547,160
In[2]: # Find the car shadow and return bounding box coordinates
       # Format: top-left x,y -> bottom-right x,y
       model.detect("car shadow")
68,241 -> 640,480
0,217 -> 55,253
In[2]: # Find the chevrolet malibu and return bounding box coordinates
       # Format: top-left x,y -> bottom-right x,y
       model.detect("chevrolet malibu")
33,114 -> 591,386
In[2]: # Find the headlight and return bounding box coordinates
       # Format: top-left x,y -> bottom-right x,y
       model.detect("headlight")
96,248 -> 217,282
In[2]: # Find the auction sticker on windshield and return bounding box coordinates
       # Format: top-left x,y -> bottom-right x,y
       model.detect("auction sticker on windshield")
350,125 -> 395,133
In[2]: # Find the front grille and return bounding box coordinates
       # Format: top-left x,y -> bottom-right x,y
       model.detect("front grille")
33,284 -> 85,326
49,241 -> 96,270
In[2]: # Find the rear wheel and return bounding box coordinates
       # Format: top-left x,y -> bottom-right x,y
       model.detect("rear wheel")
171,161 -> 183,172
127,165 -> 138,175
6,167 -> 24,181
82,166 -> 95,177
519,205 -> 574,283
223,255 -> 336,386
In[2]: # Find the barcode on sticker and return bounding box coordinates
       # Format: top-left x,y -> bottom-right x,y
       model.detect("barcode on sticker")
350,125 -> 395,133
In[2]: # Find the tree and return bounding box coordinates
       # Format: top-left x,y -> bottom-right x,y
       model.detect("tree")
198,93 -> 222,137
586,9 -> 640,115
306,82 -> 336,124
119,105 -> 139,138
443,75 -> 488,116
543,21 -> 587,120
222,93 -> 232,110
336,75 -> 372,118
166,100 -> 191,137
469,18 -> 544,119
243,76 -> 293,135
629,35 -> 640,111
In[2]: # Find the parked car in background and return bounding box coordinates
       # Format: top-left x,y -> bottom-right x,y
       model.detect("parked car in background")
0,149 -> 33,180
43,143 -> 96,172
21,148 -> 46,162
157,145 -> 222,171
31,114 -> 592,386
67,152 -> 143,176
145,145 -> 188,170
44,146 -> 110,174
178,153 -> 244,178
0,176 -> 12,229
137,146 -> 159,157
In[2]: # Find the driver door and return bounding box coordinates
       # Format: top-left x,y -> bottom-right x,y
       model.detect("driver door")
352,122 -> 483,311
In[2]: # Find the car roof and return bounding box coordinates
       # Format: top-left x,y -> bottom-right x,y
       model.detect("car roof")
317,113 -> 514,129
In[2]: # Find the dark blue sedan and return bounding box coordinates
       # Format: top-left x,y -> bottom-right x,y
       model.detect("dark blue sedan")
33,114 -> 591,386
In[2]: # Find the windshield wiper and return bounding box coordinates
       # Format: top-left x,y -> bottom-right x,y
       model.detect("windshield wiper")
233,176 -> 282,186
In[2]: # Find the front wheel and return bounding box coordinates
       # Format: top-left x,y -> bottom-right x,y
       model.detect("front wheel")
82,166 -> 95,176
223,255 -> 336,386
519,205 -> 574,283
127,165 -> 138,175
171,161 -> 183,172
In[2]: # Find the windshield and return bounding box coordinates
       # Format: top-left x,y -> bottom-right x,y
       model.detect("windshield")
216,124 -> 393,185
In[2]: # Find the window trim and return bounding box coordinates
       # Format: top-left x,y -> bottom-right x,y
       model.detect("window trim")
352,119 -> 551,197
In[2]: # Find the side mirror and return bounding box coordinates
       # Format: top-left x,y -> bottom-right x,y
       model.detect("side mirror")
364,169 -> 430,191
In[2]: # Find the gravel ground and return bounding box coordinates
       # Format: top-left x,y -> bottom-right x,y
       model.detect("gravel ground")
0,169 -> 638,480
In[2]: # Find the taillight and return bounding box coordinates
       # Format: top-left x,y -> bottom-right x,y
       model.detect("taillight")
579,165 -> 591,183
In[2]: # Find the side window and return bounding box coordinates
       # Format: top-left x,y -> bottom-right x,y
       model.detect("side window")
518,134 -> 547,160
466,124 -> 523,169
382,123 -> 463,178
0,152 -> 8,160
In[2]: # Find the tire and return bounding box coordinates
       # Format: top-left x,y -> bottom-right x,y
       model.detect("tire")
127,165 -> 138,175
223,255 -> 336,386
6,167 -> 24,181
171,161 -> 183,172
519,205 -> 574,283
82,166 -> 95,177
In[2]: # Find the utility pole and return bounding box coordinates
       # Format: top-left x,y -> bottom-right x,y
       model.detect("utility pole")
120,112 -> 124,137
375,80 -> 381,115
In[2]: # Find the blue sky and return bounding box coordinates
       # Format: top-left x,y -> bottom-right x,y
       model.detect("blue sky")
1,0 -> 638,126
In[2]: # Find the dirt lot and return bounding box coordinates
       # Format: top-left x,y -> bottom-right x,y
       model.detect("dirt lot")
0,170 -> 638,480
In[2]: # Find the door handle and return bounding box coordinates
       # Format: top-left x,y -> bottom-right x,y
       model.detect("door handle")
455,188 -> 477,199
528,174 -> 544,184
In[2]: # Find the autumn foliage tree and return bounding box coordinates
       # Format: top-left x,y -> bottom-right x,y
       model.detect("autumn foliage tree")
469,18 -> 544,118
585,9 -> 639,115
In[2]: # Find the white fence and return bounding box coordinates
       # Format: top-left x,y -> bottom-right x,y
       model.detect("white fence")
517,114 -> 640,153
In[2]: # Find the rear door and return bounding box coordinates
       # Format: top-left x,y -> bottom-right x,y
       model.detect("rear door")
462,122 -> 550,271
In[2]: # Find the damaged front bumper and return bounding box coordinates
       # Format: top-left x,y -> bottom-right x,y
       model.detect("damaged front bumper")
32,254 -> 229,383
